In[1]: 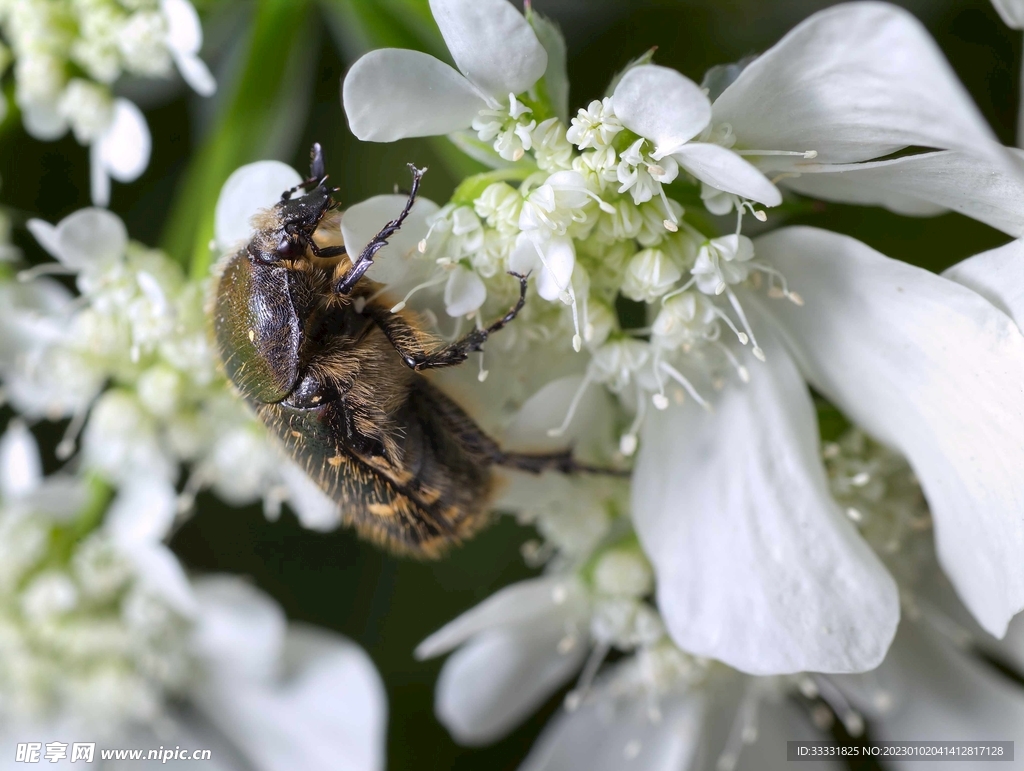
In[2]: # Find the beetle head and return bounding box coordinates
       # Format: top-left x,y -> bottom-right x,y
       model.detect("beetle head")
247,143 -> 337,264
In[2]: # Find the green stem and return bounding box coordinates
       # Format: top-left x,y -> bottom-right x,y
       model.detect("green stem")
451,165 -> 538,206
161,0 -> 315,279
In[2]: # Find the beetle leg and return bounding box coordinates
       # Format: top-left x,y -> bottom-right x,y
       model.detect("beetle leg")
307,241 -> 347,259
280,144 -> 331,201
333,165 -> 426,295
492,449 -> 631,477
367,273 -> 528,370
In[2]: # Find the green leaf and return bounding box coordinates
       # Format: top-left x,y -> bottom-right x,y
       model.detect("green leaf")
161,0 -> 318,279
319,0 -> 447,61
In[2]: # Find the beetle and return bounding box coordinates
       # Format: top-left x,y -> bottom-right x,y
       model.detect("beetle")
212,143 -> 619,556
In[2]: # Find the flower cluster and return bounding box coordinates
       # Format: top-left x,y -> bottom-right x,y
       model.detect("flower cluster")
0,212 -> 388,767
336,0 -> 1024,764
2,207 -> 339,530
0,0 -> 215,204
0,422 -> 190,731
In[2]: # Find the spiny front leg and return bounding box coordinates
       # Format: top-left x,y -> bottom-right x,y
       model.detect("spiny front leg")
334,164 -> 426,295
368,272 -> 529,371
492,449 -> 631,478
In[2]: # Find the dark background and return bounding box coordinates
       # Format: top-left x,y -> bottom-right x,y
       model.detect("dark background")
0,1 -> 1018,768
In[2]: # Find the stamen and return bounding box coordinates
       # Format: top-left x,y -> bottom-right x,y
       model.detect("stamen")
713,340 -> 750,383
913,595 -> 974,649
813,676 -> 864,737
581,293 -> 593,342
176,466 -> 207,516
567,284 -> 583,352
418,219 -> 444,253
657,186 -> 679,230
390,273 -> 447,313
717,682 -> 762,771
659,276 -> 697,305
659,361 -> 711,411
734,149 -> 818,159
565,640 -> 611,712
752,262 -> 803,305
620,392 -> 647,456
724,288 -> 765,361
17,263 -> 75,282
55,408 -> 88,461
708,306 -> 748,345
547,372 -> 595,437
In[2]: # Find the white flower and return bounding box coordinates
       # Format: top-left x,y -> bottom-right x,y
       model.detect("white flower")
189,577 -> 388,771
620,247 -> 681,303
415,575 -> 590,745
518,664 -> 830,771
566,98 -> 622,150
992,0 -> 1024,28
611,64 -> 780,208
691,234 -> 755,295
343,0 -> 548,151
103,476 -> 197,617
709,3 -> 1016,197
633,226 -> 1024,674
161,0 -> 217,97
90,98 -> 151,207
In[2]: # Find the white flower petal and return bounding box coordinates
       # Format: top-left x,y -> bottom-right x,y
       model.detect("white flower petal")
173,51 -> 217,97
943,239 -> 1024,325
106,476 -> 178,545
196,624 -> 387,771
131,543 -> 199,618
435,621 -> 586,746
279,460 -> 340,532
343,50 -> 486,142
417,575 -> 584,659
215,161 -> 303,252
785,150 -> 1024,234
340,194 -> 439,287
162,0 -> 203,54
55,208 -> 128,270
502,374 -> 615,460
632,323 -> 898,675
25,219 -> 61,261
713,3 -> 1005,165
992,0 -> 1024,28
859,622 -> 1024,752
444,266 -> 486,317
520,689 -> 703,771
671,142 -> 781,207
611,65 -> 711,155
513,235 -> 575,301
428,0 -> 547,98
97,99 -> 151,182
754,226 -> 1024,637
21,101 -> 68,141
0,421 -> 42,500
193,575 -> 287,683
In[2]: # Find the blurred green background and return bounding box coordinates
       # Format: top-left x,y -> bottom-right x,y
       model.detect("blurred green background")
0,0 -> 1017,768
